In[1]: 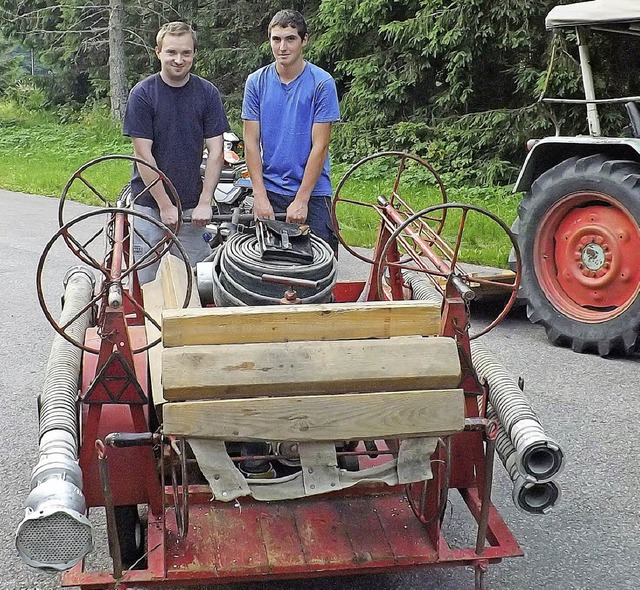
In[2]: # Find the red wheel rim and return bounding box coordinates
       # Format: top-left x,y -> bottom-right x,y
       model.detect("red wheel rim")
534,192 -> 640,322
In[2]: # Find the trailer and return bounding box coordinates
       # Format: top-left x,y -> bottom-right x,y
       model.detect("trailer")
16,152 -> 563,590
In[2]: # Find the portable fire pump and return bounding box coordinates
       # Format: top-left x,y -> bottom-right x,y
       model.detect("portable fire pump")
16,152 -> 564,590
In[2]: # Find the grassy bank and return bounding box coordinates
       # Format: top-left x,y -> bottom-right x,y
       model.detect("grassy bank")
0,102 -> 131,201
0,102 -> 518,267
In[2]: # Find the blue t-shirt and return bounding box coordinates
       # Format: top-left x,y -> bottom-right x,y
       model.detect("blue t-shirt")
242,62 -> 340,197
123,73 -> 230,209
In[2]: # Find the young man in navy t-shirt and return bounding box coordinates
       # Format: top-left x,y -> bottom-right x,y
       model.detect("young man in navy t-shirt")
242,10 -> 341,249
123,21 -> 230,284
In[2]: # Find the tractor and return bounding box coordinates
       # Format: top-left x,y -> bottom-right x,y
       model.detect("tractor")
513,0 -> 640,356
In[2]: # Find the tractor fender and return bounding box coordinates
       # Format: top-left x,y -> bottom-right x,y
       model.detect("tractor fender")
514,136 -> 640,193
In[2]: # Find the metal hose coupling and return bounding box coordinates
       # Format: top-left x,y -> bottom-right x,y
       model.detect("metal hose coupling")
16,267 -> 95,572
487,403 -> 561,514
470,339 -> 564,483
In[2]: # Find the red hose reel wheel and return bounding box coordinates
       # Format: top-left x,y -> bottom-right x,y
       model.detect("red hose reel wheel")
375,203 -> 521,339
332,151 -> 448,265
36,207 -> 192,353
57,154 -> 183,230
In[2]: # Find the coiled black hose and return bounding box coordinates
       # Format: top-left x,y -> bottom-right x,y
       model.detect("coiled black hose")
210,232 -> 337,306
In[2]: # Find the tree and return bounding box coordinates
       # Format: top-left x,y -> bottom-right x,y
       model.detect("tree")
308,0 -> 640,182
308,0 -> 561,181
0,0 -> 182,118
0,32 -> 23,94
108,0 -> 127,121
2,0 -> 639,182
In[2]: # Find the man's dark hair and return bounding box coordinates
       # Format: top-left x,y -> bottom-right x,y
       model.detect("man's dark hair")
268,10 -> 308,39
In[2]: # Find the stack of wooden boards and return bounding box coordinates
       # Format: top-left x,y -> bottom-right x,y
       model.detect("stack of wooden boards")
142,257 -> 465,444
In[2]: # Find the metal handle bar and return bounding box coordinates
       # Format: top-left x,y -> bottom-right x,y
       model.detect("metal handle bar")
451,274 -> 476,302
105,432 -> 164,448
261,273 -> 321,289
182,212 -> 286,224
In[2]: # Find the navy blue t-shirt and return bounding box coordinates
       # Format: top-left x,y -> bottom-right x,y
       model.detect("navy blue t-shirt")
123,73 -> 230,209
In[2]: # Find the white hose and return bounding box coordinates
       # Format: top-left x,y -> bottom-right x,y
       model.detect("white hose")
16,268 -> 95,571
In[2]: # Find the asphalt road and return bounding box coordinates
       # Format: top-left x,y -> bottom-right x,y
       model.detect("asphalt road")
1,188 -> 639,590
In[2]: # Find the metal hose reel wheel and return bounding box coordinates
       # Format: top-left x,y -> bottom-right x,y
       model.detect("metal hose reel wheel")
376,202 -> 522,339
199,232 -> 337,306
332,151 -> 448,265
37,207 -> 192,353
57,154 -> 183,230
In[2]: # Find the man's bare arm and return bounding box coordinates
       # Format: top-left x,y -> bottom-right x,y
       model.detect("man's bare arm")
131,137 -> 178,227
287,122 -> 332,224
243,119 -> 274,220
191,134 -> 223,227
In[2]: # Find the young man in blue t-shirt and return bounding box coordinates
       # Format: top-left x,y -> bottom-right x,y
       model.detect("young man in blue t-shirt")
242,10 -> 341,248
123,22 -> 230,283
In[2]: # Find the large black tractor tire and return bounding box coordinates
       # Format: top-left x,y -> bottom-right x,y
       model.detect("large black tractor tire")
115,505 -> 146,570
515,154 -> 640,356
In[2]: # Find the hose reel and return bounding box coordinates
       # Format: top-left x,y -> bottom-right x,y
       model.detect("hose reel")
196,230 -> 337,306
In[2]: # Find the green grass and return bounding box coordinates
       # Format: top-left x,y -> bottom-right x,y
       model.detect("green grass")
0,102 -> 519,267
0,102 -> 132,203
331,157 -> 519,268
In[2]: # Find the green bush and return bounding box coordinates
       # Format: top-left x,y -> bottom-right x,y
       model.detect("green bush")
4,79 -> 47,110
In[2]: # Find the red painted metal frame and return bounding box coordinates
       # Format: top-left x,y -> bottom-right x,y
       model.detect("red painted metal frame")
61,206 -> 523,590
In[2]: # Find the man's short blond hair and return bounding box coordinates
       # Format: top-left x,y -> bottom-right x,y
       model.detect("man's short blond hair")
156,22 -> 197,50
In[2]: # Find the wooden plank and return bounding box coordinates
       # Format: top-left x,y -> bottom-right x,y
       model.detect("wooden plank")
162,336 -> 461,401
294,502 -> 354,565
162,388 -> 464,441
142,255 -> 200,407
142,278 -> 166,407
161,300 -> 441,348
375,494 -> 437,562
258,505 -> 307,568
210,503 -> 269,573
160,254 -> 201,309
335,497 -> 395,564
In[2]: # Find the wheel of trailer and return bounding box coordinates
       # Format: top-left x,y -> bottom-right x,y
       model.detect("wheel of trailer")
376,203 -> 521,339
516,154 -> 640,355
115,505 -> 145,570
405,438 -> 451,526
36,207 -> 192,353
332,151 -> 448,265
58,155 -> 182,227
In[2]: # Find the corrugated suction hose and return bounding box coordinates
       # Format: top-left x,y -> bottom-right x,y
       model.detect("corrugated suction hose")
16,267 -> 95,572
406,271 -> 564,486
470,339 -> 564,483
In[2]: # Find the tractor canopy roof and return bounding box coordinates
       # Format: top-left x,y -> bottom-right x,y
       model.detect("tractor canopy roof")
546,1 -> 640,31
